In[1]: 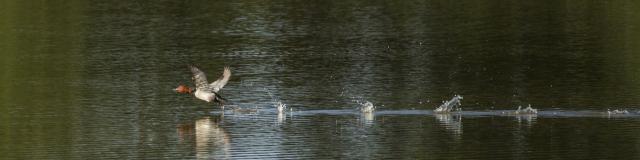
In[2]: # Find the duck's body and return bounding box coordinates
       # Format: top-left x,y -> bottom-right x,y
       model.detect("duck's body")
176,65 -> 231,105
194,89 -> 216,103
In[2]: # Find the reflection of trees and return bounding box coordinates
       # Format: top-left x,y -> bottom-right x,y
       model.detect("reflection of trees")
1,1 -> 86,159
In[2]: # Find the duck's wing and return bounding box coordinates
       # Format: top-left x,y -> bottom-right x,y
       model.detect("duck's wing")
209,66 -> 231,92
189,65 -> 210,90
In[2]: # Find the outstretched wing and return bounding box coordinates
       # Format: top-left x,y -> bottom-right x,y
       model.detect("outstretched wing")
189,65 -> 209,90
209,66 -> 231,92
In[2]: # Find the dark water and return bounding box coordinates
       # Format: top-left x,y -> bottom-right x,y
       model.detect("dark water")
2,0 -> 640,159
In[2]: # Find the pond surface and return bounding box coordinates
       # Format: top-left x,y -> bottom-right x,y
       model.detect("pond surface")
2,0 -> 640,159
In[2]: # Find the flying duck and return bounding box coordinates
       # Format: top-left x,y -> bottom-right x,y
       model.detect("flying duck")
175,65 -> 231,105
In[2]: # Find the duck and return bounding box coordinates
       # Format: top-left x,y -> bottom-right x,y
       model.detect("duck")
175,65 -> 231,105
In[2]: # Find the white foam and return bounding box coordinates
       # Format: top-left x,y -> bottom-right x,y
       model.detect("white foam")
608,109 -> 629,115
434,95 -> 463,113
360,101 -> 375,113
276,101 -> 287,114
514,105 -> 538,115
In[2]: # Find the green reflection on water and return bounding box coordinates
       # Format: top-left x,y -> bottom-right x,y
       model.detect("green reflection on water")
1,1 -> 86,159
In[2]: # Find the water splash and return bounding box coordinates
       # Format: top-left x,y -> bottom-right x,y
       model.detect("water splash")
276,101 -> 287,114
501,105 -> 538,116
434,95 -> 463,113
513,106 -> 538,126
359,101 -> 375,113
607,109 -> 629,115
514,105 -> 538,115
265,87 -> 288,114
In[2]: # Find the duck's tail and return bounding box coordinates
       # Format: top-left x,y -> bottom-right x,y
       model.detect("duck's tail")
214,92 -> 227,105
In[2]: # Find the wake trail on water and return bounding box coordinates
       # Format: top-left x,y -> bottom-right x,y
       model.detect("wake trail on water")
290,95 -> 640,118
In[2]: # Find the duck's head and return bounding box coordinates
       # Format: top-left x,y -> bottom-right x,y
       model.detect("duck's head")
174,85 -> 193,94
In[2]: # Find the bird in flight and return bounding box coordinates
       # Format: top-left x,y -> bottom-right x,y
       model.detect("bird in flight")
175,65 -> 231,105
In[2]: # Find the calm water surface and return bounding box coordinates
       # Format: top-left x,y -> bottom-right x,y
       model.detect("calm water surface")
2,0 -> 640,159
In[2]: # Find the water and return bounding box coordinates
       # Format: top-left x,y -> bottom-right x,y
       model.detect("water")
2,0 -> 640,159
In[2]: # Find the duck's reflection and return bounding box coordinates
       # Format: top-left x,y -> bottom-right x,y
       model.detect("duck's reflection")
177,115 -> 230,159
435,113 -> 463,136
